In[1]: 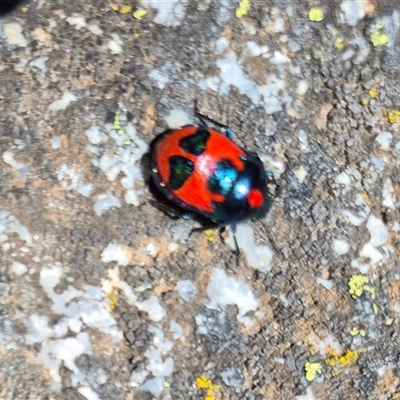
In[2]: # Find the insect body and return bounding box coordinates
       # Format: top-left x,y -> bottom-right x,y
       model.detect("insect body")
151,124 -> 270,226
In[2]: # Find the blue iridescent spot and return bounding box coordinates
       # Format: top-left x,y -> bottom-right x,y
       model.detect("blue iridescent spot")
208,160 -> 238,196
233,178 -> 250,199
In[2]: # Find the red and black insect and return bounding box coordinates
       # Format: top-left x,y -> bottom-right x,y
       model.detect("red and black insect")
150,113 -> 271,240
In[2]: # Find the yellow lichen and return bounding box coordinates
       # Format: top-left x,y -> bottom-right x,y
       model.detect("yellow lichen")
339,350 -> 359,366
203,229 -> 218,242
359,329 -> 366,337
196,375 -> 211,389
363,284 -> 376,300
309,7 -> 324,22
236,0 -> 250,18
133,8 -> 148,20
370,24 -> 389,47
325,349 -> 359,375
304,362 -> 322,381
369,88 -> 378,98
385,109 -> 400,124
386,318 -> 394,326
335,37 -> 344,50
349,276 -> 379,314
164,381 -> 170,388
106,289 -> 119,310
111,4 -> 132,13
325,356 -> 336,367
360,192 -> 371,205
350,327 -> 359,336
21,6 -> 29,12
113,111 -> 121,129
120,4 -> 132,13
331,368 -> 342,376
195,375 -> 220,400
348,275 -> 370,298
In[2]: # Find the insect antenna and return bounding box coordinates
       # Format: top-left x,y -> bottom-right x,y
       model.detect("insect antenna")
194,101 -> 233,138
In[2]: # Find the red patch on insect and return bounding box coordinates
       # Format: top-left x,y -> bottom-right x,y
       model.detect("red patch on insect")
247,188 -> 264,209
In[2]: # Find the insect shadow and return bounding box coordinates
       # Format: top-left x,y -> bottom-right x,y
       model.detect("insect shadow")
0,0 -> 27,16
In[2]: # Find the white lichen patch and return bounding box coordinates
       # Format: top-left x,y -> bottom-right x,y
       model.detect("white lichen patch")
56,163 -> 82,190
270,50 -> 291,64
335,172 -> 351,187
3,23 -> 27,47
51,137 -> 62,149
144,325 -> 174,378
296,80 -> 309,95
31,57 -> 47,76
164,109 -> 192,129
141,0 -> 187,27
24,266 -> 121,385
78,387 -> 100,400
294,166 -> 307,183
175,279 -> 197,301
351,242 -> 384,273
246,41 -> 270,57
298,129 -> 310,153
48,92 -> 77,112
227,224 -> 273,272
206,268 -> 259,325
342,194 -> 371,227
85,126 -> 106,145
107,39 -> 123,54
348,210 -> 389,273
340,0 -> 373,26
102,237 -> 174,268
54,162 -> 91,196
149,69 -> 170,89
169,321 -> 183,341
0,210 -> 33,246
10,261 -> 28,276
66,14 -> 87,30
342,209 -> 367,226
89,115 -> 148,207
101,243 -> 133,266
93,195 -> 121,216
117,282 -> 166,322
199,52 -> 292,115
259,154 -> 286,179
218,54 -> 286,114
296,387 -> 316,400
2,151 -> 25,170
102,268 -> 172,395
316,277 -> 334,290
360,243 -> 384,264
76,183 -> 93,197
367,215 -> 388,247
88,24 -> 103,35
382,179 -> 397,209
333,239 -> 350,255
375,131 -> 392,150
